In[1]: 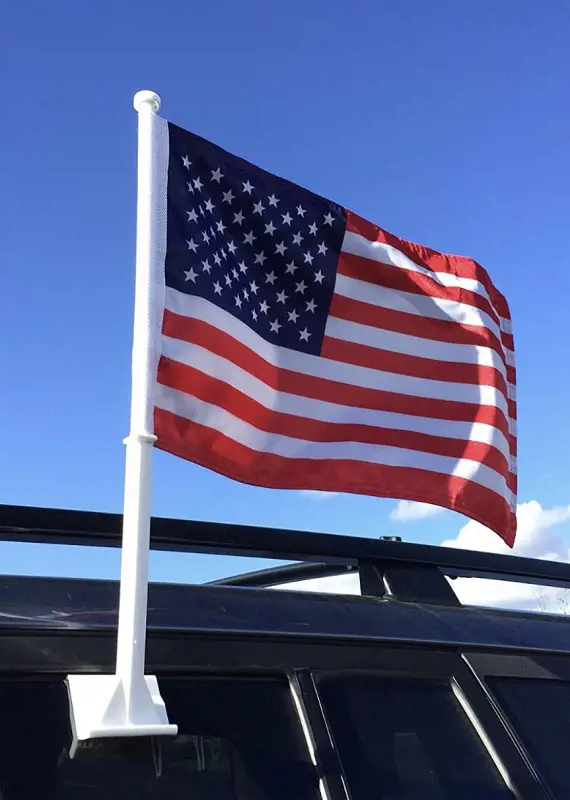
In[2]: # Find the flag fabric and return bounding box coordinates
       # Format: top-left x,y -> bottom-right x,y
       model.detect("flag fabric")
149,119 -> 517,545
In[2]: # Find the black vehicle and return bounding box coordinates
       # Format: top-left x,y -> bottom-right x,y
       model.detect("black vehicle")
0,504 -> 569,799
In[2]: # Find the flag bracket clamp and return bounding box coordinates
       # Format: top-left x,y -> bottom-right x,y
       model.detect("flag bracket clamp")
66,675 -> 177,758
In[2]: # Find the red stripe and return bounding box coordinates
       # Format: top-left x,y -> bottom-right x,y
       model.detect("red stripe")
338,251 -> 504,332
329,293 -> 514,370
345,209 -> 512,322
321,335 -> 510,400
162,310 -> 515,444
158,356 -> 512,477
155,407 -> 516,547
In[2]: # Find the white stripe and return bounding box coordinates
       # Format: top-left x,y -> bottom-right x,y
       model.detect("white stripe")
161,333 -> 513,463
334,272 -> 505,346
342,230 -> 511,326
155,385 -> 512,500
165,289 -> 511,416
326,315 -> 510,378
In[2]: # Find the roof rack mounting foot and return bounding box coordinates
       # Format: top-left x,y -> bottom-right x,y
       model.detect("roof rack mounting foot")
66,674 -> 178,758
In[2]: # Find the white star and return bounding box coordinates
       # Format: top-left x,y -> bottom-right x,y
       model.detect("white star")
242,180 -> 254,194
204,198 -> 215,213
193,177 -> 203,191
292,232 -> 303,246
259,300 -> 269,314
285,261 -> 297,275
186,238 -> 199,253
232,267 -> 239,280
306,299 -> 317,313
314,270 -> 325,284
210,167 -> 224,183
202,230 -> 210,244
227,240 -> 237,254
225,274 -> 232,287
222,189 -> 235,204
268,194 -> 280,207
303,251 -> 314,265
213,253 -> 222,266
182,155 -> 191,169
239,261 -> 248,274
299,328 -> 311,342
221,249 -> 228,260
296,205 -> 307,218
317,242 -> 328,255
186,209 -> 198,223
265,221 -> 277,235
265,271 -> 277,285
213,281 -> 222,295
308,222 -> 318,235
252,308 -> 258,321
244,231 -> 257,246
253,201 -> 265,215
198,205 -> 205,217
250,280 -> 259,294
276,290 -> 288,304
254,251 -> 267,265
323,212 -> 335,226
201,260 -> 212,274
233,210 -> 245,225
275,242 -> 287,255
243,288 -> 250,300
235,294 -> 243,308
295,280 -> 307,294
187,181 -> 195,193
288,309 -> 299,323
270,319 -> 282,334
216,220 -> 226,234
282,212 -> 293,225
184,267 -> 197,282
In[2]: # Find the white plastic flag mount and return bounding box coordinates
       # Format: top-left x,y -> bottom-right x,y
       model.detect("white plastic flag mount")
66,90 -> 178,754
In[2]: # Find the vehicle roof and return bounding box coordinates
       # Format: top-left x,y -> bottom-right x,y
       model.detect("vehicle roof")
2,503 -> 570,659
1,573 -> 570,656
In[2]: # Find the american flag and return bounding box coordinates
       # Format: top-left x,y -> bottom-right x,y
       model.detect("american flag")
151,120 -> 517,545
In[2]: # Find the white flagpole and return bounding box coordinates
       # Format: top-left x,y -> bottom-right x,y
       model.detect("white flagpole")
66,91 -> 177,750
116,89 -> 162,715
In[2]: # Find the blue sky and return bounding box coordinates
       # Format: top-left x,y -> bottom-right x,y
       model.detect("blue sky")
1,0 -> 569,584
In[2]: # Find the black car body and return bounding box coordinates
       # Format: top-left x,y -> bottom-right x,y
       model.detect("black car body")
0,504 -> 569,799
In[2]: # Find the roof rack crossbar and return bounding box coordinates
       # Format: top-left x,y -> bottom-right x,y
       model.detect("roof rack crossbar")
2,504 -> 570,592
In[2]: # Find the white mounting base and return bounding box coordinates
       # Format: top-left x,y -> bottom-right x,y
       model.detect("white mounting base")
66,674 -> 178,757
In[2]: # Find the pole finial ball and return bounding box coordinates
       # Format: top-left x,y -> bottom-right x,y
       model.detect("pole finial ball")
133,91 -> 161,113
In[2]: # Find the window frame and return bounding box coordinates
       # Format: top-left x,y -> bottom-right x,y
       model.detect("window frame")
463,651 -> 570,800
308,647 -> 547,800
0,631 -> 551,800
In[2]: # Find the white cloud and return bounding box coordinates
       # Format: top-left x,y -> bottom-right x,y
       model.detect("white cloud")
280,500 -> 570,612
442,501 -> 570,611
390,500 -> 445,522
299,490 -> 339,501
275,570 -> 360,595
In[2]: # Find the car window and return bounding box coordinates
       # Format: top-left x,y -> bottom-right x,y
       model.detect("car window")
0,677 -> 320,800
317,675 -> 513,800
487,676 -> 570,800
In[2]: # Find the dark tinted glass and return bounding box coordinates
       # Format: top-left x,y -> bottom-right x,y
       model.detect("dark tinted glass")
0,677 -> 319,799
318,675 -> 512,800
488,677 -> 570,799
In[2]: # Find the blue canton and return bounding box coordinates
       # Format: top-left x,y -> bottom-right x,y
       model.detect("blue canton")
165,123 -> 346,356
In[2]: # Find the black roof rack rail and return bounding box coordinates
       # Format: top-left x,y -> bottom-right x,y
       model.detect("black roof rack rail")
2,504 -> 570,606
206,561 -> 354,588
